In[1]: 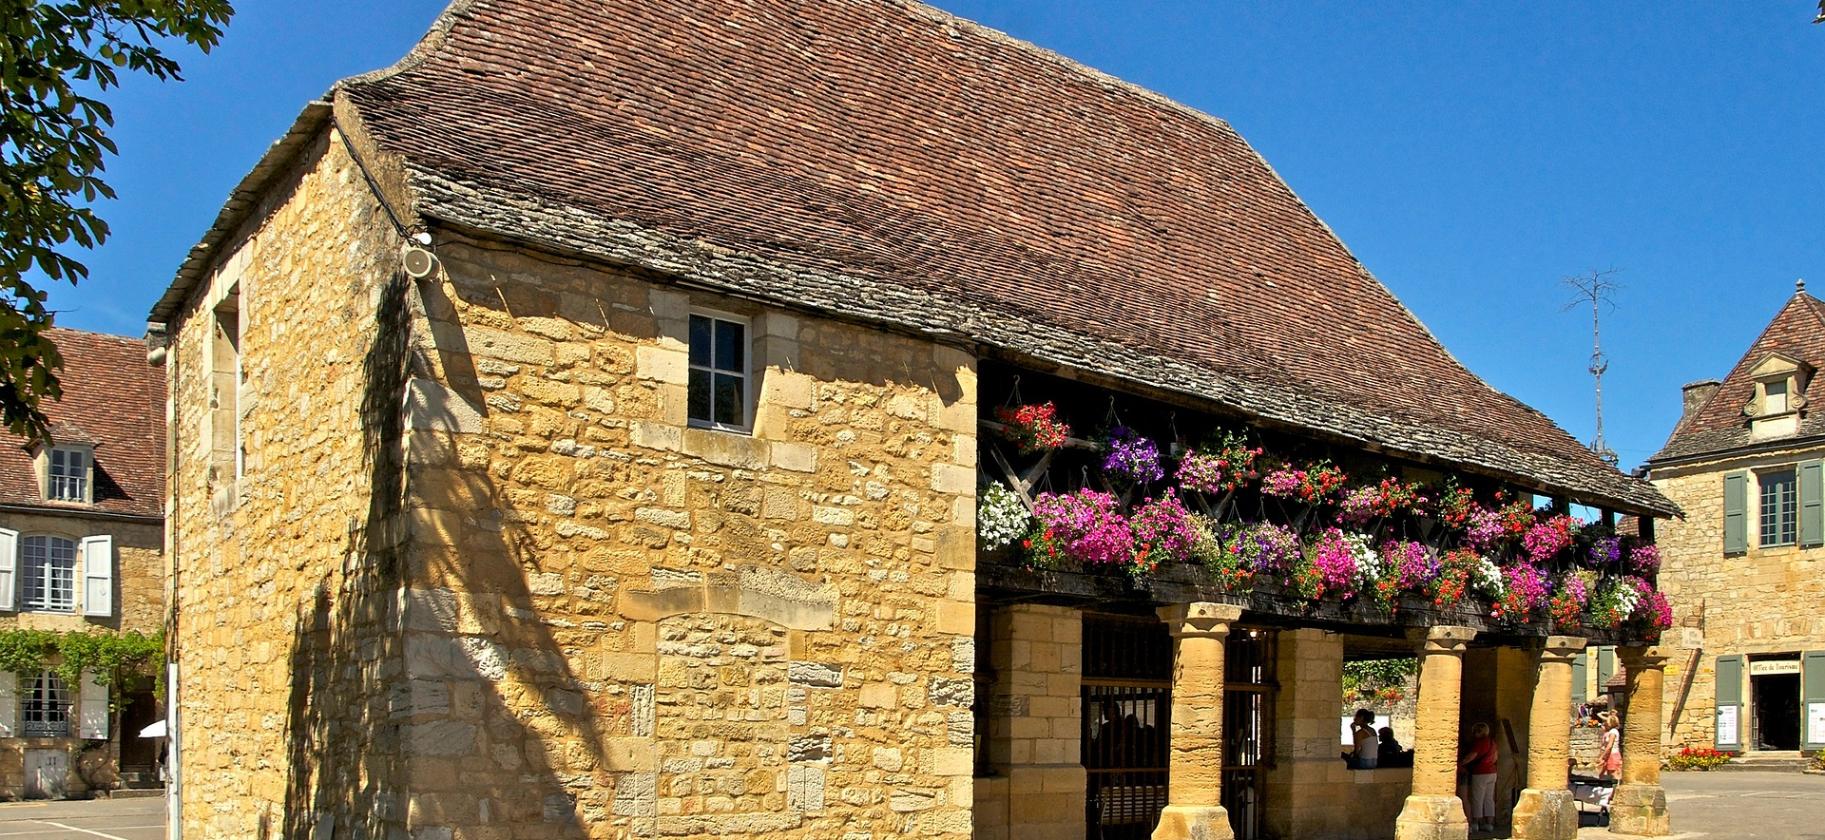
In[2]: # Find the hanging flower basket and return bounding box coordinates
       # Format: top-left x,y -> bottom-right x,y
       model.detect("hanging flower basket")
994,402 -> 1070,454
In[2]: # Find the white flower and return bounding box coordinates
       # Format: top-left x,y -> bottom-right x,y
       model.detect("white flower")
1471,556 -> 1505,598
977,483 -> 1031,550
1346,532 -> 1382,587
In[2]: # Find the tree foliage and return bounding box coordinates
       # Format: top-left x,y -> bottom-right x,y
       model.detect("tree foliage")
0,628 -> 163,707
0,0 -> 233,438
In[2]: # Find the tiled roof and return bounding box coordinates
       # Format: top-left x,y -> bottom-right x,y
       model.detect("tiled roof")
163,0 -> 1675,516
1649,289 -> 1825,464
0,328 -> 165,518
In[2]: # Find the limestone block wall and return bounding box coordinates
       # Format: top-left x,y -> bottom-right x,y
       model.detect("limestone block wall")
0,512 -> 162,633
394,234 -> 978,839
973,604 -> 1083,840
165,128 -> 404,838
1650,444 -> 1825,752
1267,628 -> 1414,840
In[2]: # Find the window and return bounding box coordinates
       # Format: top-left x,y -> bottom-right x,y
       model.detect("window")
46,447 -> 88,502
21,671 -> 69,737
21,536 -> 76,613
1760,470 -> 1797,548
687,313 -> 749,431
1766,379 -> 1790,415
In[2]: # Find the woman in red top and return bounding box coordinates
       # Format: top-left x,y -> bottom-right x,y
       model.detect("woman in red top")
1458,721 -> 1500,833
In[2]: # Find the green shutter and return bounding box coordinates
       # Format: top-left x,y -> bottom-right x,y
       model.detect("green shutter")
1598,647 -> 1615,694
1572,651 -> 1588,705
1724,471 -> 1749,554
1717,654 -> 1744,751
1800,461 -> 1824,548
1805,652 -> 1825,750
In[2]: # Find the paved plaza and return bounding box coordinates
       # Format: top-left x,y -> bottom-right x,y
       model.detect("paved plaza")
0,795 -> 164,840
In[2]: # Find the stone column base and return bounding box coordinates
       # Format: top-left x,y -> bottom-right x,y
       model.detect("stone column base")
1510,788 -> 1578,840
1608,783 -> 1670,836
1151,804 -> 1235,840
1394,794 -> 1469,840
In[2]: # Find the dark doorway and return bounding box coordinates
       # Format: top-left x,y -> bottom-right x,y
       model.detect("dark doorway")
118,688 -> 161,787
1222,628 -> 1277,840
1083,613 -> 1171,840
1753,673 -> 1801,751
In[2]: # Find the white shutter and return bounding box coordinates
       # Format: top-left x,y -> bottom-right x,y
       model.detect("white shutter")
78,669 -> 107,740
80,535 -> 112,618
0,528 -> 16,612
0,672 -> 15,737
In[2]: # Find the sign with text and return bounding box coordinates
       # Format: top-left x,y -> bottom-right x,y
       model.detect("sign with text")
1750,660 -> 1801,676
1718,705 -> 1740,746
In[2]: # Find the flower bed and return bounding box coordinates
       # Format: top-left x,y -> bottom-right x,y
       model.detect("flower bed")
1667,747 -> 1733,771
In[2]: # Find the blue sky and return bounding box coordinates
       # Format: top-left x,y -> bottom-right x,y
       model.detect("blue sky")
64,1 -> 1824,471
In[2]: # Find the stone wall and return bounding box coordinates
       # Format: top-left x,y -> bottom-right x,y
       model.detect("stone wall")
165,128 -> 404,837
393,233 -> 978,839
0,510 -> 163,800
1650,443 -> 1825,753
973,604 -> 1083,840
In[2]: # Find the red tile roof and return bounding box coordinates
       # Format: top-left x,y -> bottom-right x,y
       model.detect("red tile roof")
1650,288 -> 1825,464
0,328 -> 164,518
158,0 -> 1675,515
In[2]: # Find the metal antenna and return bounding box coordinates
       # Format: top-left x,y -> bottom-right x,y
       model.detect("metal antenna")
1564,269 -> 1623,466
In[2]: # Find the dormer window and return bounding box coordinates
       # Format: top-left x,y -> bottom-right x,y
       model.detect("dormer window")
1742,352 -> 1812,441
47,447 -> 89,503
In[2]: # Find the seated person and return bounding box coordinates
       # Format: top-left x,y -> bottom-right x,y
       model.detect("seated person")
1377,726 -> 1413,767
1347,709 -> 1378,769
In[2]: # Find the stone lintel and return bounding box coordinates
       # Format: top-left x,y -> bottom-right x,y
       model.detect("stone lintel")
1617,645 -> 1668,670
1409,624 -> 1476,655
1156,602 -> 1244,639
1540,635 -> 1588,664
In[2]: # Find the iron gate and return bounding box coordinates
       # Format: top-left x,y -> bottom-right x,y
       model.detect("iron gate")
1082,614 -> 1277,840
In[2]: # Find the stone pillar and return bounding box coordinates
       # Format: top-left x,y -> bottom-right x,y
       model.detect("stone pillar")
1610,646 -> 1670,836
1512,636 -> 1587,840
1394,625 -> 1476,840
1152,601 -> 1243,840
983,603 -> 1085,840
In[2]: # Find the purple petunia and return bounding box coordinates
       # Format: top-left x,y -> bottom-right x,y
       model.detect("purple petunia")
1103,426 -> 1165,484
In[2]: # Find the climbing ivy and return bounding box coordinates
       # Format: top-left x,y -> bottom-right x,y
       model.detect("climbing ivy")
0,629 -> 163,702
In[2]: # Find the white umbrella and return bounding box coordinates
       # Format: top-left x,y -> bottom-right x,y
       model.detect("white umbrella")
137,719 -> 167,738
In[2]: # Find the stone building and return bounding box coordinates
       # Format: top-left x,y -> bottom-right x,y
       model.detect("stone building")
1645,282 -> 1825,760
151,1 -> 1680,839
0,328 -> 166,798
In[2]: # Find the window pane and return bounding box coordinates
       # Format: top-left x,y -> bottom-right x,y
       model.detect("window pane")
714,373 -> 744,427
22,536 -> 75,612
1761,471 -> 1797,547
688,369 -> 712,424
715,319 -> 745,372
689,315 -> 712,366
23,671 -> 69,737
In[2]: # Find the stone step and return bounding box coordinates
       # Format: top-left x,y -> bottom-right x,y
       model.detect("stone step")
1718,751 -> 1810,772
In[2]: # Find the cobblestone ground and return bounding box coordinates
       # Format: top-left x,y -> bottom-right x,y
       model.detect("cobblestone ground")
1576,770 -> 1825,839
0,794 -> 165,840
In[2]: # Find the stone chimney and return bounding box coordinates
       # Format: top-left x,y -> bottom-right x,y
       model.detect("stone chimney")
1682,379 -> 1722,421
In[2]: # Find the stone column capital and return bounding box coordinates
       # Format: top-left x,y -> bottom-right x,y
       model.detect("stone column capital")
1618,645 -> 1669,671
1541,636 -> 1588,665
1408,624 -> 1476,655
1157,601 -> 1244,640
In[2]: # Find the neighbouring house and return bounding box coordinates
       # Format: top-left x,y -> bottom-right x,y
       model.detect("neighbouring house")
150,2 -> 1682,839
1645,281 -> 1825,762
0,328 -> 166,799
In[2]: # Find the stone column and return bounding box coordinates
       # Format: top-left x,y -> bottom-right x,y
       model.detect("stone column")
1512,636 -> 1588,840
1610,646 -> 1670,836
1152,601 -> 1243,840
1395,625 -> 1477,840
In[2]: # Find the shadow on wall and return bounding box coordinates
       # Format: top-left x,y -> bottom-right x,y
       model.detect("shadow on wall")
280,270 -> 615,837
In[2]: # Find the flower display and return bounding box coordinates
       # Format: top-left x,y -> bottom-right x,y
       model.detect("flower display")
1642,590 -> 1675,631
1262,460 -> 1347,504
1522,514 -> 1578,564
1591,575 -> 1649,629
1549,570 -> 1592,629
1336,485 -> 1379,527
1464,505 -> 1505,549
1492,562 -> 1549,623
1190,517 -> 1255,593
1235,522 -> 1302,574
1588,535 -> 1621,567
1306,528 -> 1377,600
1370,477 -> 1429,517
1176,432 -> 1262,495
995,402 -> 1070,453
1032,489 -> 1133,568
1432,550 -> 1478,610
1628,543 -> 1662,576
1495,494 -> 1535,537
1383,540 -> 1438,591
1470,555 -> 1506,600
1130,494 -> 1199,573
1102,426 -> 1164,484
977,482 -> 1031,551
1436,480 -> 1476,529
